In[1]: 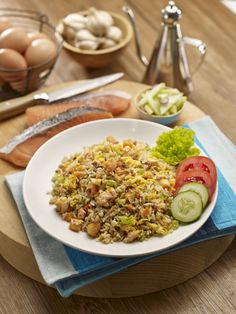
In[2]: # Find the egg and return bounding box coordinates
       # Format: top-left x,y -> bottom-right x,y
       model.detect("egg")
0,20 -> 13,33
27,32 -> 50,43
25,38 -> 57,67
0,28 -> 30,53
0,48 -> 27,82
9,80 -> 26,93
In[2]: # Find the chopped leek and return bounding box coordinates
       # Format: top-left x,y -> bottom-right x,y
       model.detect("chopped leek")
138,83 -> 186,116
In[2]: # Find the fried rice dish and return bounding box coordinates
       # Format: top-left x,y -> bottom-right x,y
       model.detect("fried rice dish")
49,136 -> 178,243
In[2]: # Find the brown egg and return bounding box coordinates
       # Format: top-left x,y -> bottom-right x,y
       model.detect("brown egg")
0,28 -> 30,53
9,80 -> 26,93
0,20 -> 13,33
25,38 -> 57,67
0,48 -> 27,82
27,32 -> 49,43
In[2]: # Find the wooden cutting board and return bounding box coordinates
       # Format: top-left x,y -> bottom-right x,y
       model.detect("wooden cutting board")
0,80 -> 233,298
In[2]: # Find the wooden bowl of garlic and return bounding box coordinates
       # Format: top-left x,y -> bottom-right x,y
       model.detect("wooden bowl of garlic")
56,8 -> 133,68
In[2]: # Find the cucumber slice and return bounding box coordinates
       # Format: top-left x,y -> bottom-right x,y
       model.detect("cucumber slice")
144,104 -> 154,115
178,183 -> 209,208
171,191 -> 203,223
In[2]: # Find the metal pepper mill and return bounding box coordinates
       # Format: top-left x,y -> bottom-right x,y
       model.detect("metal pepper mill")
123,1 -> 206,94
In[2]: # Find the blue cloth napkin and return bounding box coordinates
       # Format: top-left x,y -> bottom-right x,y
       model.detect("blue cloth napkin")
5,116 -> 236,297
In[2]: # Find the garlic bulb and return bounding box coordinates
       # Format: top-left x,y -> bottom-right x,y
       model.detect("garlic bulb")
62,25 -> 76,41
101,38 -> 116,49
63,13 -> 87,30
62,13 -> 87,41
86,7 -> 114,37
75,40 -> 99,50
75,29 -> 96,41
106,26 -> 122,42
92,8 -> 114,26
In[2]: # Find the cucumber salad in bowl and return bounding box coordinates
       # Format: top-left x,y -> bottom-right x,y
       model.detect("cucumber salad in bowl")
135,83 -> 187,125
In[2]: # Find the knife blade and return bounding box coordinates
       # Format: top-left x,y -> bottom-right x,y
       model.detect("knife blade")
0,72 -> 124,121
34,72 -> 124,103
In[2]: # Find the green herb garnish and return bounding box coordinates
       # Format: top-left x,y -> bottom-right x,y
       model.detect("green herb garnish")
152,127 -> 200,165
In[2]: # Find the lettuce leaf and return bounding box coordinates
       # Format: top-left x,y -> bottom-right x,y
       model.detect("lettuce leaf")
152,127 -> 200,165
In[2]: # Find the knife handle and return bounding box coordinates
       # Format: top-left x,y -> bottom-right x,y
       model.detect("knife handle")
0,93 -> 46,121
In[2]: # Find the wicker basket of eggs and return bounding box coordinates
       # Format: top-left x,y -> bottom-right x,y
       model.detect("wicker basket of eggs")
0,8 -> 63,94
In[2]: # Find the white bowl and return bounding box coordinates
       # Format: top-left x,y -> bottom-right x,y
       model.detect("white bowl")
133,88 -> 185,126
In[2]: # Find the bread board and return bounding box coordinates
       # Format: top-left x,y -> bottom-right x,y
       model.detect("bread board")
0,79 -> 233,297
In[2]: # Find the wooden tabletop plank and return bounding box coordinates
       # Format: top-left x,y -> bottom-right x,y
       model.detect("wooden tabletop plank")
0,0 -> 236,312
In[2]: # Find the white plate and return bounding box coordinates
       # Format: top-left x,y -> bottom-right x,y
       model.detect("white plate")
23,118 -> 217,257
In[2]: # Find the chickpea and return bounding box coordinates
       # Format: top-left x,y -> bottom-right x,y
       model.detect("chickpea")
86,222 -> 101,238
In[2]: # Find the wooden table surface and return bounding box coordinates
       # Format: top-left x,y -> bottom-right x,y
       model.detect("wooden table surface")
0,0 -> 236,313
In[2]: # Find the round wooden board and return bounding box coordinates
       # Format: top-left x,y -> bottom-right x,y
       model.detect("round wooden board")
0,80 -> 234,298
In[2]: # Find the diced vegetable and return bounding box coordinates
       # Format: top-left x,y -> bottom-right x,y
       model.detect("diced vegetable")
119,215 -> 136,225
138,83 -> 186,116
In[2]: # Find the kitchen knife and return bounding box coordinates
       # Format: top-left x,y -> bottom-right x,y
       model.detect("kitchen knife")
0,72 -> 124,121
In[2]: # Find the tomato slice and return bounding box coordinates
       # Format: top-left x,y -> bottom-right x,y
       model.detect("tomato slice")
175,169 -> 216,200
176,156 -> 217,184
